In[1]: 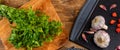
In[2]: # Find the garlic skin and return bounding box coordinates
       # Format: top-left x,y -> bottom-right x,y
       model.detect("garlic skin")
94,30 -> 110,48
92,16 -> 108,30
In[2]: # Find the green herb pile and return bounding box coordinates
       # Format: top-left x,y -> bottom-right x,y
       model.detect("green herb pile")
0,5 -> 62,50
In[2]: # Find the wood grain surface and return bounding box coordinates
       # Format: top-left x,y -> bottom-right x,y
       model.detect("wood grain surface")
3,0 -> 29,8
51,0 -> 86,49
51,0 -> 86,35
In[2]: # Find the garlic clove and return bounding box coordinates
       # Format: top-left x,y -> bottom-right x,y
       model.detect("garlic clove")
84,31 -> 95,34
82,33 -> 88,42
99,4 -> 107,11
110,4 -> 117,10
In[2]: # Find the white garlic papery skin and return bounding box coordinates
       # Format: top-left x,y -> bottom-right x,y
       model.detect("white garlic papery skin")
92,15 -> 108,30
94,30 -> 110,48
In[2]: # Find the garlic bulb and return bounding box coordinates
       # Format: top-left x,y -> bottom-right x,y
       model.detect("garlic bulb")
94,30 -> 110,48
92,16 -> 108,30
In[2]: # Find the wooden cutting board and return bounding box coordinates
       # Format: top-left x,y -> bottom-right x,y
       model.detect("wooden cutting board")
0,0 -> 67,50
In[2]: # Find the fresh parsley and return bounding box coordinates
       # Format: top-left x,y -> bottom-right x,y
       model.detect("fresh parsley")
0,5 -> 62,50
